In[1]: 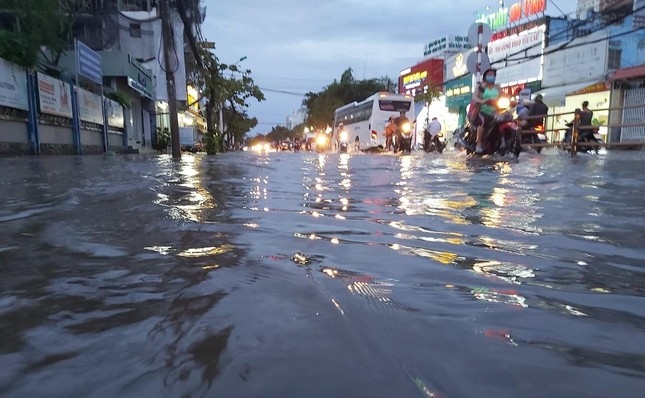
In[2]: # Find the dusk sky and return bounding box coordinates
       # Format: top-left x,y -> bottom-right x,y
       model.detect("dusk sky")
203,0 -> 579,136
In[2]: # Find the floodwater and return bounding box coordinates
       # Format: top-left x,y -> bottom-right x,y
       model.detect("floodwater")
1,149 -> 644,398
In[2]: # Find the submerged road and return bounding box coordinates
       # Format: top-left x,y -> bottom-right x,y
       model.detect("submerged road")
1,149 -> 644,397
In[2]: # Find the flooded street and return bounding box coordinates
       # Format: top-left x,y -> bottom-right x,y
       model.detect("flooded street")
1,149 -> 644,398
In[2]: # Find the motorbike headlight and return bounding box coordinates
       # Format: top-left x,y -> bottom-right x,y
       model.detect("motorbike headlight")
316,135 -> 327,146
497,97 -> 511,109
339,130 -> 348,141
402,122 -> 411,133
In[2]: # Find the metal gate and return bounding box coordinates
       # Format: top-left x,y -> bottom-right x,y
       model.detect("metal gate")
621,87 -> 645,142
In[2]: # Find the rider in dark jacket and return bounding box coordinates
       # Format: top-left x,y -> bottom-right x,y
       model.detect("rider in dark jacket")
527,94 -> 548,128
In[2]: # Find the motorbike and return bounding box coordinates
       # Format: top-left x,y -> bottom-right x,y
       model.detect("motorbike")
520,124 -> 548,154
338,129 -> 349,153
456,97 -> 521,158
562,121 -> 602,154
395,120 -> 413,154
423,130 -> 446,153
315,133 -> 329,153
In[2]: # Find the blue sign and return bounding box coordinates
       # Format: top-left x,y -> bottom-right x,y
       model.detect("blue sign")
76,40 -> 102,85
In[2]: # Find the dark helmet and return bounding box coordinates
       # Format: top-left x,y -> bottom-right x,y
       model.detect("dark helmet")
483,68 -> 497,78
535,94 -> 543,102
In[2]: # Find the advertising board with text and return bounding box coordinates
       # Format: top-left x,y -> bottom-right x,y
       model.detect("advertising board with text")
488,25 -> 545,86
0,58 -> 28,110
37,73 -> 72,118
542,31 -> 608,87
78,88 -> 104,124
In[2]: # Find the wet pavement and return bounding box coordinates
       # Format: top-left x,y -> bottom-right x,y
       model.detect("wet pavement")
1,149 -> 644,398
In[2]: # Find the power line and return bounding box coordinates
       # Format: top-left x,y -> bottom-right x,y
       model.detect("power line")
259,87 -> 309,96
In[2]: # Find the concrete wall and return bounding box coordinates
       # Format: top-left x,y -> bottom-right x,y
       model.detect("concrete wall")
81,128 -> 104,155
0,119 -> 29,155
108,132 -> 125,153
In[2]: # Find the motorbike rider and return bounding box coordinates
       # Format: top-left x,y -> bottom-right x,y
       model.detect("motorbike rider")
384,116 -> 397,151
580,100 -> 594,137
427,117 -> 441,138
472,68 -> 502,154
527,94 -> 549,129
394,111 -> 412,152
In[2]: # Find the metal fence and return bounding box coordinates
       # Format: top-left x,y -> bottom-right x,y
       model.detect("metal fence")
516,101 -> 645,156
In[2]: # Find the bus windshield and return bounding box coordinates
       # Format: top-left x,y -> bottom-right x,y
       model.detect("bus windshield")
378,100 -> 411,112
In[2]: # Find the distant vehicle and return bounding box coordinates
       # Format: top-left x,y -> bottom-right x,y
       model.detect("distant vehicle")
179,127 -> 198,152
332,92 -> 415,150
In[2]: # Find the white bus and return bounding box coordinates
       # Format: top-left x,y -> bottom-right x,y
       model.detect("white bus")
333,92 -> 415,150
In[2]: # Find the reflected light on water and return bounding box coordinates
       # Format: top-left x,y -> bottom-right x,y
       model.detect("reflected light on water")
177,245 -> 234,258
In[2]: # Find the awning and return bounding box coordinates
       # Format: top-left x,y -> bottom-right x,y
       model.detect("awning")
609,64 -> 645,81
534,81 -> 603,107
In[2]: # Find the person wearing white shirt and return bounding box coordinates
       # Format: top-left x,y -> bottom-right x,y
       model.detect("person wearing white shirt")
427,117 -> 441,137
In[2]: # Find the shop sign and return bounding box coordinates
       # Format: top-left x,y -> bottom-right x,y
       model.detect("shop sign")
37,73 -> 72,118
568,82 -> 611,96
542,31 -> 608,87
489,26 -> 545,86
78,88 -> 104,124
488,26 -> 545,63
476,8 -> 509,31
399,59 -> 444,93
0,57 -> 28,110
127,55 -> 153,99
476,0 -> 546,30
491,19 -> 543,42
500,80 -> 542,97
510,0 -> 547,24
445,75 -> 473,108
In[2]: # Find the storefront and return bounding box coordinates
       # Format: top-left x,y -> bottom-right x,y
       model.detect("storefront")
444,74 -> 473,129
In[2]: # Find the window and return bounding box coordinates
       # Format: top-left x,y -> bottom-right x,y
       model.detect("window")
379,100 -> 411,112
120,0 -> 150,12
129,23 -> 142,37
607,48 -> 622,70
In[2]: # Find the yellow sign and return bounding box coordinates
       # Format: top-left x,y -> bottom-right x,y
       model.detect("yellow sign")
403,70 -> 428,85
187,85 -> 200,113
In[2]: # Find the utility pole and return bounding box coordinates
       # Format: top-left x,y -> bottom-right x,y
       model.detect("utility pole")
159,0 -> 181,159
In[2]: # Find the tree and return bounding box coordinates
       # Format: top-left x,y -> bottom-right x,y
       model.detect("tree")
302,68 -> 394,130
415,85 -> 443,127
0,0 -> 81,68
196,48 -> 264,154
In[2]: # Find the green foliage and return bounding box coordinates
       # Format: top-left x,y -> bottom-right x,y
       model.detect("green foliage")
204,131 -> 220,155
415,85 -> 443,107
0,0 -> 82,67
153,127 -> 170,151
302,68 -> 395,130
105,91 -> 131,109
195,47 -> 264,147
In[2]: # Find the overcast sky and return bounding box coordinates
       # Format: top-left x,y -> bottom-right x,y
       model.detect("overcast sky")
203,0 -> 578,135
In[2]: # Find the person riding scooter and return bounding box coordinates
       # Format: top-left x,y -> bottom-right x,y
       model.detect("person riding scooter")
472,68 -> 502,154
393,111 -> 413,153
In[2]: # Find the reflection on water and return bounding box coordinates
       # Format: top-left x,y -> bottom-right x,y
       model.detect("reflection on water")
1,151 -> 644,398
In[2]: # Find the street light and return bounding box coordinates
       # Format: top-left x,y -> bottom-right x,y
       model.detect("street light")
219,55 -> 247,150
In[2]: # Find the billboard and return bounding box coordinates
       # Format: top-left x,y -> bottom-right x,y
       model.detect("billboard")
37,73 -> 72,118
399,59 -> 444,95
0,57 -> 28,110
78,88 -> 104,124
488,25 -> 546,85
542,31 -> 609,87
